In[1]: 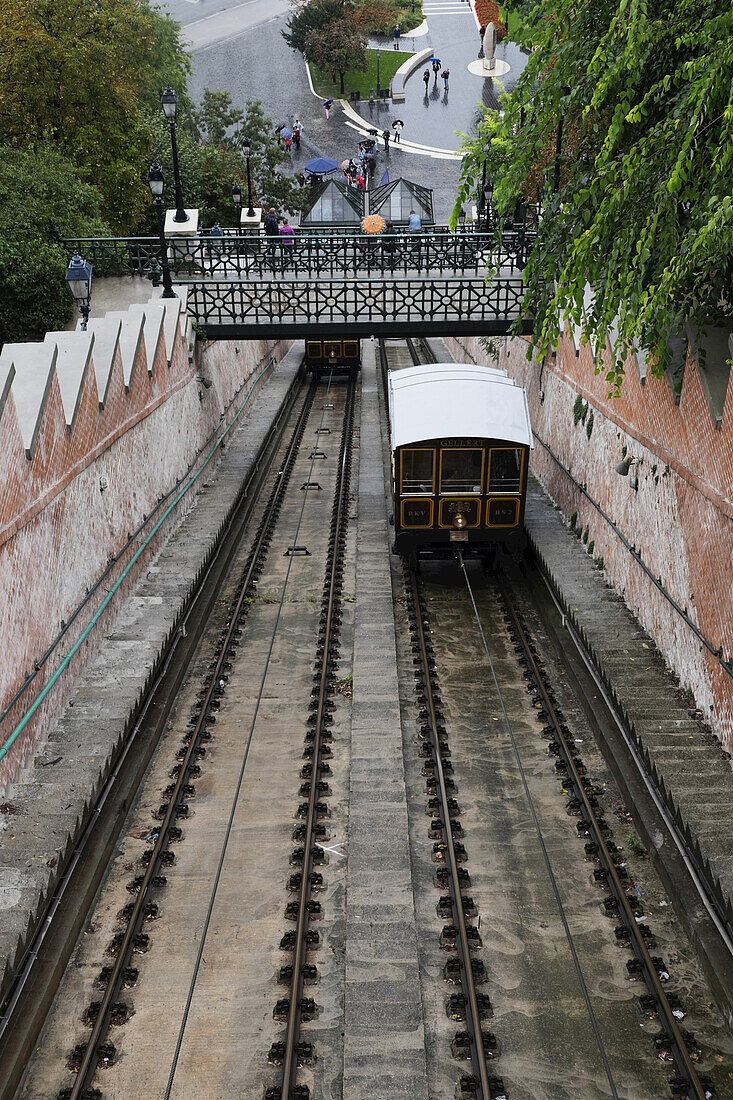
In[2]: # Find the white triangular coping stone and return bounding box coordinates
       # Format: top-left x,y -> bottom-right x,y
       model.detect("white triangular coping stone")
44,331 -> 96,428
77,316 -> 122,406
128,303 -> 165,374
151,295 -> 183,364
0,345 -> 17,420
97,310 -> 145,390
4,342 -> 58,457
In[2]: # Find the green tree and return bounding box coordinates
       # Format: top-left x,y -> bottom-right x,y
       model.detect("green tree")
0,0 -> 190,232
305,23 -> 368,94
454,0 -> 733,391
283,0 -> 349,53
0,144 -> 110,344
143,95 -> 308,228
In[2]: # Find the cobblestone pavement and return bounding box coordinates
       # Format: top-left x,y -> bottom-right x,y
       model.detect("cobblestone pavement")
187,10 -> 514,222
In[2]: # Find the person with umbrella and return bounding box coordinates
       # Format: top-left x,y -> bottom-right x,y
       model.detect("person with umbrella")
281,126 -> 293,152
392,119 -> 404,144
305,157 -> 339,175
432,57 -> 441,80
323,98 -> 334,119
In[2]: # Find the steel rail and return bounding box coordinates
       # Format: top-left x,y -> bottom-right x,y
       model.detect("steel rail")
406,565 -> 493,1100
279,370 -> 357,1100
531,557 -> 733,957
499,586 -> 708,1100
66,381 -> 317,1100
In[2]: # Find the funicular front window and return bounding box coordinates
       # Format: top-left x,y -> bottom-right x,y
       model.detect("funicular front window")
440,449 -> 483,494
489,448 -> 523,494
401,449 -> 435,494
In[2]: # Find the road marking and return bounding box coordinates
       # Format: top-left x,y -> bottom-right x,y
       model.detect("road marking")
320,840 -> 346,859
184,0 -> 272,28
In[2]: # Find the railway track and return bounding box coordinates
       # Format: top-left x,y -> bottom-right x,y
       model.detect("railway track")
267,369 -> 356,1100
7,366 -> 359,1100
58,379 -> 322,1100
404,561 -> 502,1100
486,576 -> 712,1100
380,334 -> 722,1098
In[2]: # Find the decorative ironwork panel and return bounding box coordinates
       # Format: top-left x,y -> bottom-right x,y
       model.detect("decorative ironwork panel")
183,277 -> 531,337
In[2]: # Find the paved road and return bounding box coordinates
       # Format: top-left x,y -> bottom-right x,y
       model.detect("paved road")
154,0 -> 285,29
160,0 -> 527,221
188,14 -> 465,222
180,0 -> 290,51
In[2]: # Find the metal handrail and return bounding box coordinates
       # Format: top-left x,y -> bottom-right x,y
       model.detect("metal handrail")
61,229 -> 537,280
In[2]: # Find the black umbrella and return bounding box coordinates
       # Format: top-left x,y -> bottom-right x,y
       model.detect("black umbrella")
392,119 -> 405,127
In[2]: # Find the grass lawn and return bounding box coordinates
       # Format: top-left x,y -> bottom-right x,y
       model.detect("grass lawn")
310,48 -> 407,99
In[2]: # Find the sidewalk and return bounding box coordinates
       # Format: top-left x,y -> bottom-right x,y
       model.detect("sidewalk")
357,2 -> 530,153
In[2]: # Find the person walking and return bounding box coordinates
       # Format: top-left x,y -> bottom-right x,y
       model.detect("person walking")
382,219 -> 398,269
407,208 -> 422,267
323,98 -> 334,119
432,57 -> 441,80
264,207 -> 279,261
441,68 -> 450,91
382,128 -> 390,152
394,23 -> 401,49
293,119 -> 302,149
279,218 -> 295,256
479,23 -> 486,40
392,119 -> 403,144
422,69 -> 430,93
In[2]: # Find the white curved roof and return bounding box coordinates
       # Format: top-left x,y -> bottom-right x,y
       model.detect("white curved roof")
388,363 -> 533,450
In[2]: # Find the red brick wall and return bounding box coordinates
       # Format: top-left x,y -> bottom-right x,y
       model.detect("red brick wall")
0,303 -> 291,790
445,334 -> 733,752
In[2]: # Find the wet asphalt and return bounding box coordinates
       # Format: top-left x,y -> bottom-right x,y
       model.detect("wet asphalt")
186,9 -> 528,223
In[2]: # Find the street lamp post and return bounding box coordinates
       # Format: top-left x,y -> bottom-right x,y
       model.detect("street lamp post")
376,48 -> 381,95
232,183 -> 242,225
161,85 -> 189,223
65,253 -> 93,330
241,137 -> 255,218
147,162 -> 177,298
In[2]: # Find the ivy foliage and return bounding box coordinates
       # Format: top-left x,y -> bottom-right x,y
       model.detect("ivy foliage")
454,0 -> 733,390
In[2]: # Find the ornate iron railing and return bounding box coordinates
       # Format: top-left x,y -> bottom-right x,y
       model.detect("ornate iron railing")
182,276 -> 532,338
62,228 -> 536,280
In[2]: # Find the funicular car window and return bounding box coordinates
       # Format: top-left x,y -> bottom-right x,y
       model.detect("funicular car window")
489,448 -> 523,494
401,449 -> 435,494
440,449 -> 483,494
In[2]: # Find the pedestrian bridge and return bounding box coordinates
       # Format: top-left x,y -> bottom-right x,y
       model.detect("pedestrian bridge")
63,228 -> 535,338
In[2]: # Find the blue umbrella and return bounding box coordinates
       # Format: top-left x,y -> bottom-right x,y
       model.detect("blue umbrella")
305,157 -> 339,174
280,127 -> 293,140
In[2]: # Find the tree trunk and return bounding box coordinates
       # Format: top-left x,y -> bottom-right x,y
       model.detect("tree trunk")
339,70 -> 345,93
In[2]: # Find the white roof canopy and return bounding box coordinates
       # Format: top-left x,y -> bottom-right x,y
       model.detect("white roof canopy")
388,363 -> 533,450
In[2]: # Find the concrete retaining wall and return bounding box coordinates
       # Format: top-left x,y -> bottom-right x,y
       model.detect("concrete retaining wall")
0,293 -> 291,790
444,334 -> 733,751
